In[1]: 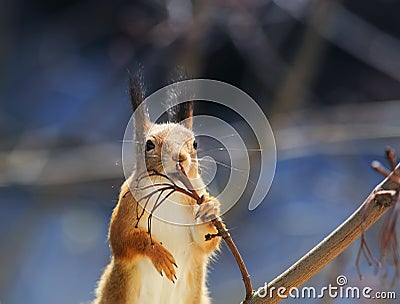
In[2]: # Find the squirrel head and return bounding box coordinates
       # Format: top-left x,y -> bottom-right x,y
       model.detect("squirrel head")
129,74 -> 199,179
144,123 -> 198,177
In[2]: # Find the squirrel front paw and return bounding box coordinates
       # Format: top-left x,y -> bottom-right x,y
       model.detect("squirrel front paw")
195,195 -> 220,223
147,241 -> 177,283
191,195 -> 222,253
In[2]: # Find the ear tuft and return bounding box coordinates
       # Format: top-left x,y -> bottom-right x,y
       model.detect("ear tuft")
127,68 -> 151,171
128,68 -> 145,113
165,68 -> 194,129
168,101 -> 193,129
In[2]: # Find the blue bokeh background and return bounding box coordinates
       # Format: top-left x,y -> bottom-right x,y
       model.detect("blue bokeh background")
1,1 -> 400,303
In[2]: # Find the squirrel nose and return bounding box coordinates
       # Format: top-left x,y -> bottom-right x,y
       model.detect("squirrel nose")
172,153 -> 187,163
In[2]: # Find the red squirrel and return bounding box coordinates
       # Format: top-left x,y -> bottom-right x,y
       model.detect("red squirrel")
93,76 -> 222,304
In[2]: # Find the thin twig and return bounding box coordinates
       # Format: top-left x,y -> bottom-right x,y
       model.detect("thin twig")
132,171 -> 198,231
385,146 -> 397,171
172,165 -> 254,302
373,147 -> 400,286
355,186 -> 382,279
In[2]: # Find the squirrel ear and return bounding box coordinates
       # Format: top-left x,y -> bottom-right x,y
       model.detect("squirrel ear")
168,101 -> 193,130
129,71 -> 151,138
165,68 -> 194,130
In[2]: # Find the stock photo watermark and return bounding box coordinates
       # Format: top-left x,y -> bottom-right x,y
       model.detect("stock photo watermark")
256,275 -> 396,300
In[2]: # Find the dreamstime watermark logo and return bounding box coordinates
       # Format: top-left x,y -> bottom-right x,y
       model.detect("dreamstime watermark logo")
121,79 -> 276,224
256,275 -> 396,300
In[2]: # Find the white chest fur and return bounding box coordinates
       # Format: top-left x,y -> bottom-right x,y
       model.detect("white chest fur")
127,179 -> 207,304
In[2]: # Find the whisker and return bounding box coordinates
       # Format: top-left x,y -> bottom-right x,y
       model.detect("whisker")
217,133 -> 238,140
192,160 -> 257,186
119,140 -> 140,143
199,147 -> 262,153
193,158 -> 249,173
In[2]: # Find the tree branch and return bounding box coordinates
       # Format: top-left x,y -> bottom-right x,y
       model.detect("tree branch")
247,163 -> 400,304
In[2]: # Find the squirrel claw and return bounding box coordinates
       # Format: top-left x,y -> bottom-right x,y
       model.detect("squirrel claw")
148,241 -> 177,283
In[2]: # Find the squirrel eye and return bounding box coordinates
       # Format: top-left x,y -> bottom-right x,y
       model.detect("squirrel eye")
146,140 -> 155,151
193,140 -> 198,150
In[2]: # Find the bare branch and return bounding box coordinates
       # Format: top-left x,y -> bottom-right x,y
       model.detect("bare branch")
247,162 -> 400,304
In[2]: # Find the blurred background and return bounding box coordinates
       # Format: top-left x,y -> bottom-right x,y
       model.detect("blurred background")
1,0 -> 400,303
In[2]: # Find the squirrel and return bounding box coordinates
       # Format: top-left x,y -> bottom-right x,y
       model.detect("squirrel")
93,76 -> 222,304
